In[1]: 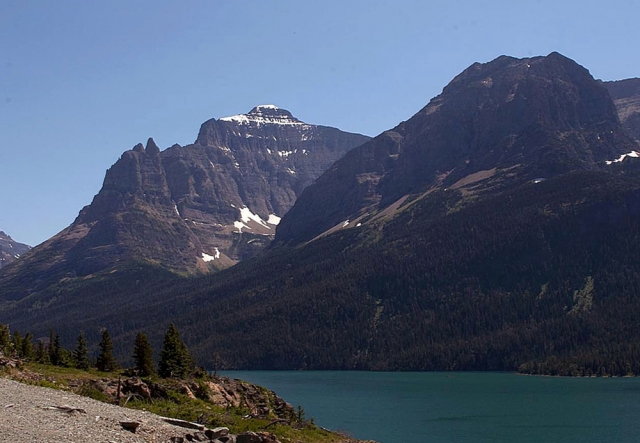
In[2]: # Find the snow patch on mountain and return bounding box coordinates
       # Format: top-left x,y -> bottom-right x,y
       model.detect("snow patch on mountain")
267,214 -> 281,225
606,150 -> 640,165
239,207 -> 270,229
201,248 -> 220,262
234,221 -> 250,233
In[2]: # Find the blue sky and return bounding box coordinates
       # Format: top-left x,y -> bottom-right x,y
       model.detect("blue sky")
1,0 -> 639,246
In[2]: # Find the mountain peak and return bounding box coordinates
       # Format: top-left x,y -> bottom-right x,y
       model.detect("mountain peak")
219,105 -> 304,126
276,52 -> 639,246
145,137 -> 160,155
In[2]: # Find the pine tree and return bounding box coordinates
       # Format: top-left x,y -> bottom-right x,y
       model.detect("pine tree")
12,331 -> 23,357
132,332 -> 155,377
96,329 -> 118,373
158,323 -> 193,378
0,324 -> 11,355
73,332 -> 90,370
47,329 -> 56,364
21,332 -> 35,361
50,333 -> 63,366
36,339 -> 50,364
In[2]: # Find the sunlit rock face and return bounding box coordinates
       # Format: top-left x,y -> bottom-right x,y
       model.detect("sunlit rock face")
604,78 -> 640,142
0,106 -> 369,286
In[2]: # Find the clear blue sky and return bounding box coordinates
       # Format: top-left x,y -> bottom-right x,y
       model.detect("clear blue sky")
1,0 -> 639,246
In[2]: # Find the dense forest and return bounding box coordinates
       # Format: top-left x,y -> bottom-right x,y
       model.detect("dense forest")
2,169 -> 640,376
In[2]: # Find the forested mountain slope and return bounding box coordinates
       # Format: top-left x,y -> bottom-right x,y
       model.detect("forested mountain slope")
2,53 -> 640,376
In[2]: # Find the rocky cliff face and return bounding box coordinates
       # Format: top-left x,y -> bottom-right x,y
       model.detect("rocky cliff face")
0,106 -> 368,288
0,232 -> 30,270
603,78 -> 640,142
276,53 -> 639,246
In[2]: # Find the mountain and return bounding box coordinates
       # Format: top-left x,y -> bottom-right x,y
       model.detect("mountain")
603,78 -> 640,142
3,53 -> 640,376
0,232 -> 30,270
0,106 -> 369,296
276,52 -> 638,246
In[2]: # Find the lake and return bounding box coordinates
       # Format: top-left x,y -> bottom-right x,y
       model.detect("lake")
222,371 -> 640,443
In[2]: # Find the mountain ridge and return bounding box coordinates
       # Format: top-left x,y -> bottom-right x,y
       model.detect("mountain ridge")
0,107 -> 369,297
276,52 -> 638,246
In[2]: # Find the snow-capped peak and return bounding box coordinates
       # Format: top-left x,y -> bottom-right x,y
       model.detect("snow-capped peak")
220,105 -> 309,127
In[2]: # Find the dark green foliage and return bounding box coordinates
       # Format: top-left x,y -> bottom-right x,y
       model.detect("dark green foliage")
0,323 -> 11,355
73,332 -> 90,370
158,324 -> 193,378
96,329 -> 118,372
21,332 -> 35,361
12,331 -> 23,357
51,332 -> 63,366
35,340 -> 49,364
132,332 -> 155,377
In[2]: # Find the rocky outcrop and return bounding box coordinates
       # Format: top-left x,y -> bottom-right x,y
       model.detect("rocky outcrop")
0,107 -> 369,296
276,52 -> 639,246
0,231 -> 30,270
74,375 -> 296,422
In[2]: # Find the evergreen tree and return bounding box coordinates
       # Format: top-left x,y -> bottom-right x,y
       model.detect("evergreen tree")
50,332 -> 63,366
73,332 -> 90,370
158,323 -> 193,378
12,331 -> 23,358
36,339 -> 50,364
96,329 -> 118,372
132,332 -> 155,377
47,329 -> 56,364
21,332 -> 35,361
0,324 -> 11,355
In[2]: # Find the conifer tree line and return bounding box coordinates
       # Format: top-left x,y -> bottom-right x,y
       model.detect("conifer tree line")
0,322 -> 194,378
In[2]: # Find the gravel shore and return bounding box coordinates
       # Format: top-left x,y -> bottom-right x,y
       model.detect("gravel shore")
0,378 -> 195,442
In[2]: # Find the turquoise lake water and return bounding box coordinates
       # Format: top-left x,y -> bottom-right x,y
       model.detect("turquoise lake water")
223,371 -> 640,443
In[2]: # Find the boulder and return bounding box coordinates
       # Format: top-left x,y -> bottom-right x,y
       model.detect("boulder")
205,427 -> 229,440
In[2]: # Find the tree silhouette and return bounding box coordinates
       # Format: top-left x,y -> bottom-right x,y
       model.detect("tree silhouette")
74,332 -> 90,370
50,332 -> 63,366
0,324 -> 11,355
132,332 -> 155,377
96,329 -> 118,372
12,331 -> 23,357
21,332 -> 35,361
158,323 -> 193,378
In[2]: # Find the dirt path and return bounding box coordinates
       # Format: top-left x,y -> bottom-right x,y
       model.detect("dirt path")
0,378 -> 193,442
